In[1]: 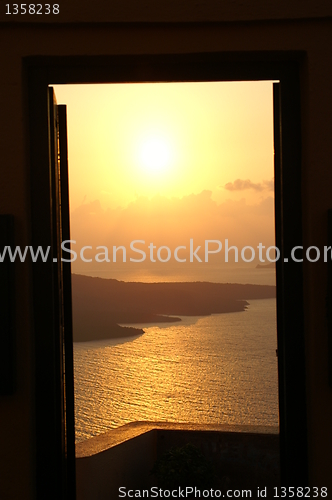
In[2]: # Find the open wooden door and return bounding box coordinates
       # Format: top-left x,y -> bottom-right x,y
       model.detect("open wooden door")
47,87 -> 76,499
273,81 -> 308,487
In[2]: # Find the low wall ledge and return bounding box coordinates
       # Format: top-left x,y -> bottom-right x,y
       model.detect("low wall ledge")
76,421 -> 279,458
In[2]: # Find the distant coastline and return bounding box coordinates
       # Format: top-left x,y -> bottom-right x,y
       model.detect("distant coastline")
72,274 -> 276,342
256,262 -> 275,269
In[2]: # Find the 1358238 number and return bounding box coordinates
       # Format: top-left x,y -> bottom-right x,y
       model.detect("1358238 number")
5,4 -> 60,15
274,487 -> 327,498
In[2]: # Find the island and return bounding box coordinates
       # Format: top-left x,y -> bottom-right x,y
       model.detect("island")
71,274 -> 276,342
256,262 -> 275,269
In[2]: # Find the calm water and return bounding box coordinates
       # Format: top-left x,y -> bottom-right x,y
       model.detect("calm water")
73,297 -> 278,443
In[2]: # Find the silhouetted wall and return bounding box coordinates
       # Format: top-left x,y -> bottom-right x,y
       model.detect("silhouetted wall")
76,423 -> 279,499
0,3 -> 332,499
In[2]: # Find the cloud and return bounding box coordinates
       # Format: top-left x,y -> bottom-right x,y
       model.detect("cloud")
70,190 -> 275,256
224,178 -> 274,192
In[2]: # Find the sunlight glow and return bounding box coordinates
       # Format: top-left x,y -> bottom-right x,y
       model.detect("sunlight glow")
53,81 -> 275,210
139,136 -> 172,174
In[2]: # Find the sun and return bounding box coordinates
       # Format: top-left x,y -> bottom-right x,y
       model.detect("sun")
139,136 -> 172,174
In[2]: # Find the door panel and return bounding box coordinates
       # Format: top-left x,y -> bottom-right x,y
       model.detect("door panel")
48,87 -> 76,499
273,80 -> 308,486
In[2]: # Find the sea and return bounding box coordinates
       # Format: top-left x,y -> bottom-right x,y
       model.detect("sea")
73,265 -> 278,443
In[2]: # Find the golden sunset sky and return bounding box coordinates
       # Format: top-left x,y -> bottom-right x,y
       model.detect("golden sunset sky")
53,81 -> 275,275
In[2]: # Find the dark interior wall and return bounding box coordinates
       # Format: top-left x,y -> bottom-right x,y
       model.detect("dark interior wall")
300,25 -> 332,485
1,0 -> 332,22
0,10 -> 331,499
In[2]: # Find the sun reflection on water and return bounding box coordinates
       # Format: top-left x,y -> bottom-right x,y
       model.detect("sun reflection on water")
73,299 -> 278,442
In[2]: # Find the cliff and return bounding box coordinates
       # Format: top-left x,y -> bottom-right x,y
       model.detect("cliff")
71,274 -> 276,342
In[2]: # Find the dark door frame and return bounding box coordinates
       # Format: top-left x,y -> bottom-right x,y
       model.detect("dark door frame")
25,52 -> 307,498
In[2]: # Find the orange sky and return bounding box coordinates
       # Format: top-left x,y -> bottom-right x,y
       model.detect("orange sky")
53,81 -> 275,274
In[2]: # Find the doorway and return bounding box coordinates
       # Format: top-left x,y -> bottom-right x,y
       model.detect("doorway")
27,54 -> 307,499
